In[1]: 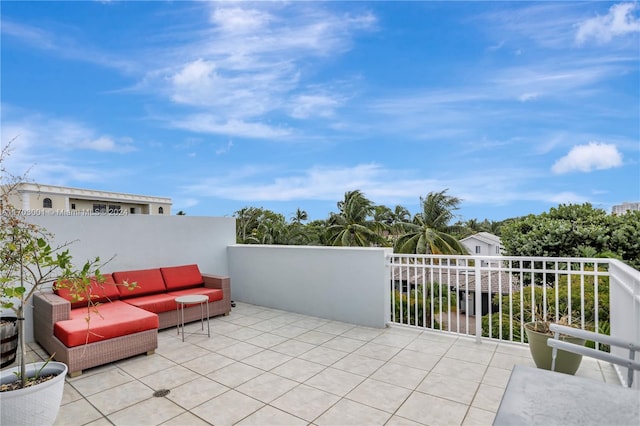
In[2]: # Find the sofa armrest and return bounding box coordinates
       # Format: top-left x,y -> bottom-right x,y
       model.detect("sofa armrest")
202,274 -> 230,294
33,292 -> 72,323
33,292 -> 72,345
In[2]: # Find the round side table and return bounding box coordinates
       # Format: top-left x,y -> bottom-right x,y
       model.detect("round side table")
175,294 -> 210,342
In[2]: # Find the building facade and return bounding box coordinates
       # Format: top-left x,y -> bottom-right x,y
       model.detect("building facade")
5,183 -> 172,215
460,232 -> 503,256
612,202 -> 640,215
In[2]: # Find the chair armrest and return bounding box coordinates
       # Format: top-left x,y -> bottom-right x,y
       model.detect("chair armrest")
202,274 -> 230,294
547,339 -> 640,372
33,292 -> 72,346
549,323 -> 640,352
33,292 -> 72,324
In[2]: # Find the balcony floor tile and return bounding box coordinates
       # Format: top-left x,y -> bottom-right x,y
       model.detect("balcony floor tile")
19,302 -> 619,426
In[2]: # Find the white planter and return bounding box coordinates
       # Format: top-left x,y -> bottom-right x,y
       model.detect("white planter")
1,361 -> 68,426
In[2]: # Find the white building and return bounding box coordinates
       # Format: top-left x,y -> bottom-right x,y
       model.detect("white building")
460,231 -> 503,257
5,183 -> 172,215
612,202 -> 640,215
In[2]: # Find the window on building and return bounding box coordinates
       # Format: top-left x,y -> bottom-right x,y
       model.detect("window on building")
71,203 -> 76,210
496,246 -> 500,254
93,204 -> 107,213
158,207 -> 164,214
475,246 -> 481,254
43,198 -> 52,208
108,205 -> 121,214
130,207 -> 135,214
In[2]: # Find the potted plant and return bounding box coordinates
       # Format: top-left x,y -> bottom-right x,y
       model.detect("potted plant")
524,314 -> 586,375
0,143 -> 107,425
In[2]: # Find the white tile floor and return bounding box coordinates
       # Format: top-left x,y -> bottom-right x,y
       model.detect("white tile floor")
19,302 -> 621,425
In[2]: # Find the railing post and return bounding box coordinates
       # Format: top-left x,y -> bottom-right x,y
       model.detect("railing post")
475,259 -> 482,343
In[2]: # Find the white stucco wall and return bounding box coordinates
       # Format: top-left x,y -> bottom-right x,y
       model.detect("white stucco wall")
228,244 -> 392,328
15,215 -> 236,342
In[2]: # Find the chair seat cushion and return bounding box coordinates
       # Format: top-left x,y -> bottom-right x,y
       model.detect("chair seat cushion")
168,287 -> 223,303
122,293 -> 180,314
54,301 -> 158,348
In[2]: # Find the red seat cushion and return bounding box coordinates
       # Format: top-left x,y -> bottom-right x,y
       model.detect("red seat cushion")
160,264 -> 203,291
54,301 -> 158,347
168,287 -> 223,302
113,268 -> 166,299
122,293 -> 179,314
54,275 -> 120,309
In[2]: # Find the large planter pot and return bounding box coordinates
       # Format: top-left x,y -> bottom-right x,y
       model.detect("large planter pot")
1,316 -> 19,368
524,322 -> 585,375
1,361 -> 68,426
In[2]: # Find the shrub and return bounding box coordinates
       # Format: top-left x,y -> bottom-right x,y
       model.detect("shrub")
481,272 -> 609,349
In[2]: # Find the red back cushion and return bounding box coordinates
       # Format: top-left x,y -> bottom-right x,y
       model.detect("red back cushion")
54,274 -> 120,309
112,268 -> 167,298
160,264 -> 203,291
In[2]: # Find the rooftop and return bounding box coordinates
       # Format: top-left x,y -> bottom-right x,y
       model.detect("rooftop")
21,302 -> 619,426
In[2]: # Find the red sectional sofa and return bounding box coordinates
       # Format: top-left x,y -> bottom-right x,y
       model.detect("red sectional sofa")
33,264 -> 231,376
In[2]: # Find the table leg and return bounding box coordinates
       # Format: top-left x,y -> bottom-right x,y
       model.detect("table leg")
206,301 -> 210,337
200,301 -> 204,331
181,303 -> 185,342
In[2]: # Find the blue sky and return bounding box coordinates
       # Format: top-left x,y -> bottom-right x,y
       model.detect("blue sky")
2,1 -> 639,222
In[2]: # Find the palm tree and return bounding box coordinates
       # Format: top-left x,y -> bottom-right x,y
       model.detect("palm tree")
326,190 -> 387,247
394,190 -> 468,255
290,208 -> 308,225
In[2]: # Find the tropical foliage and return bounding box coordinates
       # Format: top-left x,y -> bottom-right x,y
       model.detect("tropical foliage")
391,283 -> 456,328
394,190 -> 468,255
325,190 -> 386,247
501,203 -> 640,268
481,272 -> 610,349
232,192 -> 637,269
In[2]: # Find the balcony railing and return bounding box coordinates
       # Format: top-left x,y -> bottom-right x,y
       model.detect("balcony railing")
388,253 -> 640,388
389,255 -> 615,345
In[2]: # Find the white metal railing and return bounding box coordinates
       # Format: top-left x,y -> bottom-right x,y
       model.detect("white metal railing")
388,254 -> 613,348
607,260 -> 640,389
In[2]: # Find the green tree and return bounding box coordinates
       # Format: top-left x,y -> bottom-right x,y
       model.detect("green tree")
501,203 -> 639,268
607,210 -> 640,268
290,208 -> 308,225
235,207 -> 288,244
326,190 -> 387,247
394,190 -> 468,254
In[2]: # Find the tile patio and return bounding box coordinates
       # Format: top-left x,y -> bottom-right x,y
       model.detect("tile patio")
20,303 -> 621,426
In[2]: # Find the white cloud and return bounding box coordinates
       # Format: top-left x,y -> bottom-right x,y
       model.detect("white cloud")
289,93 -> 342,119
169,114 -> 291,139
182,163 -> 422,202
551,142 -> 623,174
1,20 -> 136,73
547,191 -> 589,204
2,114 -> 135,154
576,2 -> 640,45
171,59 -> 218,103
518,92 -> 540,102
145,3 -> 376,131
210,7 -> 273,34
1,108 -> 136,184
216,140 -> 233,155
